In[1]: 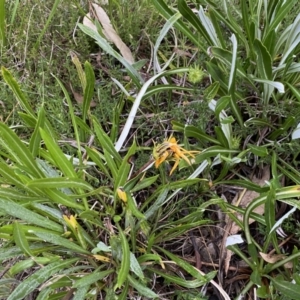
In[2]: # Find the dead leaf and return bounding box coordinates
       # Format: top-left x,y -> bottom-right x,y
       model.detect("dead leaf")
69,84 -> 97,107
259,252 -> 286,263
83,4 -> 134,64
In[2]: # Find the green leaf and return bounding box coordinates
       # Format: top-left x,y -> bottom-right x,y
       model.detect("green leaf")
254,39 -> 272,80
130,252 -> 144,280
39,129 -> 76,178
29,107 -> 46,157
286,82 -> 300,102
9,257 -> 52,276
73,269 -> 114,288
126,193 -> 145,220
264,0 -> 297,39
1,67 -> 35,117
129,175 -> 159,193
247,145 -> 269,157
92,116 -> 122,165
116,228 -> 130,289
78,24 -> 142,87
115,141 -> 137,190
13,222 -> 34,257
0,123 -> 44,178
127,274 -> 158,298
269,277 -> 300,299
203,81 -> 220,101
178,1 -> 213,46
0,187 -> 41,201
215,180 -> 269,193
151,0 -> 205,52
172,123 -> 220,145
7,258 -> 78,300
26,177 -> 93,191
0,198 -> 63,232
210,47 -> 248,80
82,61 -> 95,121
31,231 -> 90,254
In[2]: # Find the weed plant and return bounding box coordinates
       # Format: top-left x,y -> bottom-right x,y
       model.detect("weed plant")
1,0 -> 300,299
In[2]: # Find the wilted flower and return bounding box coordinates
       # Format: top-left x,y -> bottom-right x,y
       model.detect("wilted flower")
153,136 -> 199,175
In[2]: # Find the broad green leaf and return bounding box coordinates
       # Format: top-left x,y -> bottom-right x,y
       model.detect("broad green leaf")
82,61 -> 95,121
7,258 -> 78,300
31,231 -> 90,254
172,122 -> 220,145
0,123 -> 44,178
73,269 -> 114,288
26,177 -> 93,191
9,257 -> 52,276
116,227 -> 130,289
269,277 -> 300,299
13,222 -> 34,257
115,141 -> 137,190
73,286 -> 90,300
214,96 -> 230,120
244,117 -> 275,129
254,39 -> 272,80
127,274 -> 158,298
143,188 -> 168,220
194,146 -> 238,163
0,198 -> 63,232
198,6 -> 222,47
0,188 -> 41,201
253,78 -> 284,93
130,252 -> 144,280
203,81 -> 220,101
92,116 -> 122,165
39,128 -> 76,178
214,126 -> 229,148
247,145 -> 268,157
129,175 -> 159,193
126,193 -> 145,220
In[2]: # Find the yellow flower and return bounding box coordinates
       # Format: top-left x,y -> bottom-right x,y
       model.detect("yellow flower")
153,136 -> 199,175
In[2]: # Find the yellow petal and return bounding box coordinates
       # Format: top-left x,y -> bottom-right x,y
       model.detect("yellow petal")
117,187 -> 127,203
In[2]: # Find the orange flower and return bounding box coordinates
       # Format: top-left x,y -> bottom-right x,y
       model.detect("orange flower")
153,136 -> 199,175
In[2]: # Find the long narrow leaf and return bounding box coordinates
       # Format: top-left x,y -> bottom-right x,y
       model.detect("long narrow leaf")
0,198 -> 63,232
7,258 -> 78,300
